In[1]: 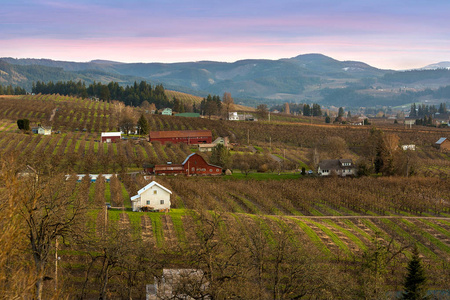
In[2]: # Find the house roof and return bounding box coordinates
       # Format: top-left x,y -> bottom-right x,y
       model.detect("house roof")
318,160 -> 340,170
149,130 -> 212,139
136,181 -> 172,196
198,143 -> 216,148
338,159 -> 353,164
436,137 -> 448,144
318,159 -> 354,170
101,132 -> 121,137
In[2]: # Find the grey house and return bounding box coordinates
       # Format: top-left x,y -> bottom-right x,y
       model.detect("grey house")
317,159 -> 356,177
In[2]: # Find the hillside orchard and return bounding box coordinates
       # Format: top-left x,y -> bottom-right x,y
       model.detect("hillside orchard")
0,94 -> 449,299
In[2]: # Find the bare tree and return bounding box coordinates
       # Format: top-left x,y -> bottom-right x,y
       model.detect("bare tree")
222,92 -> 234,120
17,169 -> 87,300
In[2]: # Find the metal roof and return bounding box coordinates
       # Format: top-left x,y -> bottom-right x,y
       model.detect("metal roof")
436,137 -> 447,144
101,132 -> 121,137
149,130 -> 212,139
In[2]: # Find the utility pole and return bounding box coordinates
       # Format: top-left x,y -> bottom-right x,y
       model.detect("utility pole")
247,129 -> 249,145
55,238 -> 58,291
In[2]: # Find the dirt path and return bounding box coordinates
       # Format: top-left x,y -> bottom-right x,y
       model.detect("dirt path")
49,107 -> 57,122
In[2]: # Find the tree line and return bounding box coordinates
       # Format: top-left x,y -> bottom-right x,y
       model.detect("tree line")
0,84 -> 27,95
270,102 -> 322,116
409,102 -> 447,118
32,80 -> 171,109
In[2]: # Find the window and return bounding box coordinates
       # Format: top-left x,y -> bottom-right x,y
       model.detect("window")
160,200 -> 164,205
209,169 -> 212,172
153,190 -> 157,194
146,200 -> 150,205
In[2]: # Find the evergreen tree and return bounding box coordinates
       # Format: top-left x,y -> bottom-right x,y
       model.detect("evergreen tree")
402,247 -> 427,300
410,103 -> 417,117
338,107 -> 345,117
325,116 -> 331,123
137,114 -> 150,136
312,103 -> 322,116
303,104 -> 311,116
210,144 -> 232,170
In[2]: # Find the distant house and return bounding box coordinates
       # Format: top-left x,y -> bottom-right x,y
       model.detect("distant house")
144,153 -> 222,176
130,181 -> 172,212
317,159 -> 356,177
434,112 -> 450,126
435,138 -> 450,151
197,137 -> 230,152
101,132 -> 121,143
229,112 -> 239,121
161,108 -> 173,115
147,269 -> 208,300
149,130 -> 212,145
32,125 -> 51,135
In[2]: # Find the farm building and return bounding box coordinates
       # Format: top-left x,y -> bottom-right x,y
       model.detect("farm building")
32,125 -> 52,135
149,130 -> 212,145
101,132 -> 121,143
435,137 -> 450,151
401,144 -> 416,151
144,153 -> 222,176
161,108 -> 172,115
229,112 -> 239,120
317,159 -> 356,177
198,137 -> 230,152
130,181 -> 172,212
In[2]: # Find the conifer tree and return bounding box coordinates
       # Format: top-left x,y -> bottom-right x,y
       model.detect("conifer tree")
137,114 -> 149,136
402,247 -> 427,300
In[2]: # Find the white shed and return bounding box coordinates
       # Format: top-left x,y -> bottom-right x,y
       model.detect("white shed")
130,181 -> 172,212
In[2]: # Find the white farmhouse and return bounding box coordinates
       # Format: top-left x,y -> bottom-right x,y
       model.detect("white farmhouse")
130,181 -> 172,212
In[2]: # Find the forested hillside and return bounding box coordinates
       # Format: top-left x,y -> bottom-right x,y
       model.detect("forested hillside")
3,54 -> 450,107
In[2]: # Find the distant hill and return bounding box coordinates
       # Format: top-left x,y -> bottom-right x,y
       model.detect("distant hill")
1,54 -> 450,108
421,61 -> 450,70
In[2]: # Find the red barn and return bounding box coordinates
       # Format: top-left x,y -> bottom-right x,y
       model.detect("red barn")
145,153 -> 222,176
149,130 -> 212,145
101,132 -> 121,143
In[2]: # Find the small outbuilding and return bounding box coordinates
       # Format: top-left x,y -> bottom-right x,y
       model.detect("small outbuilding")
101,132 -> 121,143
435,138 -> 450,151
130,181 -> 172,212
32,125 -> 52,135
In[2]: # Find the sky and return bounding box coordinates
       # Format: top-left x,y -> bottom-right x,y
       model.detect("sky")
1,0 -> 449,70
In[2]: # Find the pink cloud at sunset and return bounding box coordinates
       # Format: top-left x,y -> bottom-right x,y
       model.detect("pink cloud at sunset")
1,0 -> 449,69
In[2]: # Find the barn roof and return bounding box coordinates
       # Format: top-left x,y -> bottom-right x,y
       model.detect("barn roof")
436,137 -> 448,144
182,153 -> 198,165
181,153 -> 223,169
149,130 -> 212,139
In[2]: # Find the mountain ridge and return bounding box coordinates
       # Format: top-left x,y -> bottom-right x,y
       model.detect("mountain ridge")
1,54 -> 449,108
